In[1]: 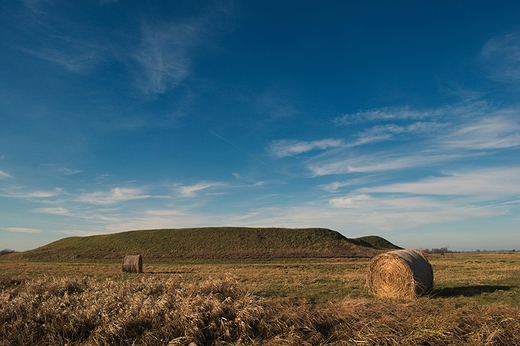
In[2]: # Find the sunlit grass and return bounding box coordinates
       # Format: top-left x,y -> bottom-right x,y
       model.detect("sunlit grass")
1,252 -> 519,345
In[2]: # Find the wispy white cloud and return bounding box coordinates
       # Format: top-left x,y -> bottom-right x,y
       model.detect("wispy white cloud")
329,195 -> 441,219
308,152 -> 458,176
177,182 -> 224,197
330,194 -> 469,215
1,227 -> 41,234
131,20 -> 198,95
481,31 -> 520,83
285,102 -> 520,177
352,121 -> 448,146
144,209 -> 185,216
273,108 -> 448,174
268,139 -> 344,158
25,190 -> 62,198
18,1 -> 235,96
312,167 -> 520,233
232,173 -> 266,186
218,197 -> 504,236
254,87 -> 299,119
22,42 -> 104,73
76,187 -> 150,205
60,168 -> 82,175
334,101 -> 503,131
39,163 -> 82,176
102,209 -> 220,233
335,106 -> 442,126
33,207 -> 69,215
0,170 -> 12,179
21,0 -> 53,17
18,3 -> 106,73
320,181 -> 352,193
130,3 -> 236,95
57,229 -> 108,237
329,194 -> 373,208
314,165 -> 520,240
0,187 -> 64,199
361,167 -> 520,200
442,115 -> 520,150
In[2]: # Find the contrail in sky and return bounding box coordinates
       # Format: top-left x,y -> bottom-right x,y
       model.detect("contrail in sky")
209,130 -> 267,165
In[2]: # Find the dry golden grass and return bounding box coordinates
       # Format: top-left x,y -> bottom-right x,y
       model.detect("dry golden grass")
0,258 -> 370,302
1,252 -> 519,345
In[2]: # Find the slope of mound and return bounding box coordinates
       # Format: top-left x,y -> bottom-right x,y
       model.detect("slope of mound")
351,235 -> 402,250
19,227 -> 386,260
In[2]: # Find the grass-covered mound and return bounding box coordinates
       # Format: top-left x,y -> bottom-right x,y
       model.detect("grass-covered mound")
351,235 -> 402,250
19,227 -> 396,260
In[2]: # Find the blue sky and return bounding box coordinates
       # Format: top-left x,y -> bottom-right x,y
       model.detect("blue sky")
1,1 -> 520,252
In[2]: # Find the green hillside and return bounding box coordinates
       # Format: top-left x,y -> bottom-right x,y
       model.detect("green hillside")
351,235 -> 402,250
19,227 -> 398,260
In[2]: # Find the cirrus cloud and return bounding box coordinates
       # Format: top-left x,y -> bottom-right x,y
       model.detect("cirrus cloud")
268,139 -> 344,158
177,182 -> 224,197
0,170 -> 12,179
33,207 -> 69,215
481,32 -> 520,83
75,187 -> 150,205
1,227 -> 41,234
360,167 -> 520,200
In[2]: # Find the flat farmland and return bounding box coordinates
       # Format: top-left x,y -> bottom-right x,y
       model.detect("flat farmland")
1,252 -> 519,345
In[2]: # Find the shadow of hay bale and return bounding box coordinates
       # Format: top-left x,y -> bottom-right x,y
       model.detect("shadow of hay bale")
431,285 -> 511,298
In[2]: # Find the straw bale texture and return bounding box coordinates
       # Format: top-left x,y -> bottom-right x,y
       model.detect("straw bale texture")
367,249 -> 433,299
122,254 -> 143,273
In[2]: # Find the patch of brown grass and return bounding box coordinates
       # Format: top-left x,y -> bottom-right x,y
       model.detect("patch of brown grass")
1,275 -> 519,345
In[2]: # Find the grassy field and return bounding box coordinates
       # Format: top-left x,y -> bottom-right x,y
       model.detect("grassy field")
1,252 -> 519,345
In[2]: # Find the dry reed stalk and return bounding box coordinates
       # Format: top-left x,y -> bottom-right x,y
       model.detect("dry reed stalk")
122,255 -> 143,273
1,275 -> 520,345
367,249 -> 433,299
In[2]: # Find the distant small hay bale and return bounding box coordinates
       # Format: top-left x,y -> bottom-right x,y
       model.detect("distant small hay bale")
122,255 -> 143,273
367,249 -> 433,299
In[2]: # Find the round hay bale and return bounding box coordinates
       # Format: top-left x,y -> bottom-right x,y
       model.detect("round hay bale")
367,249 -> 433,299
122,254 -> 143,273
